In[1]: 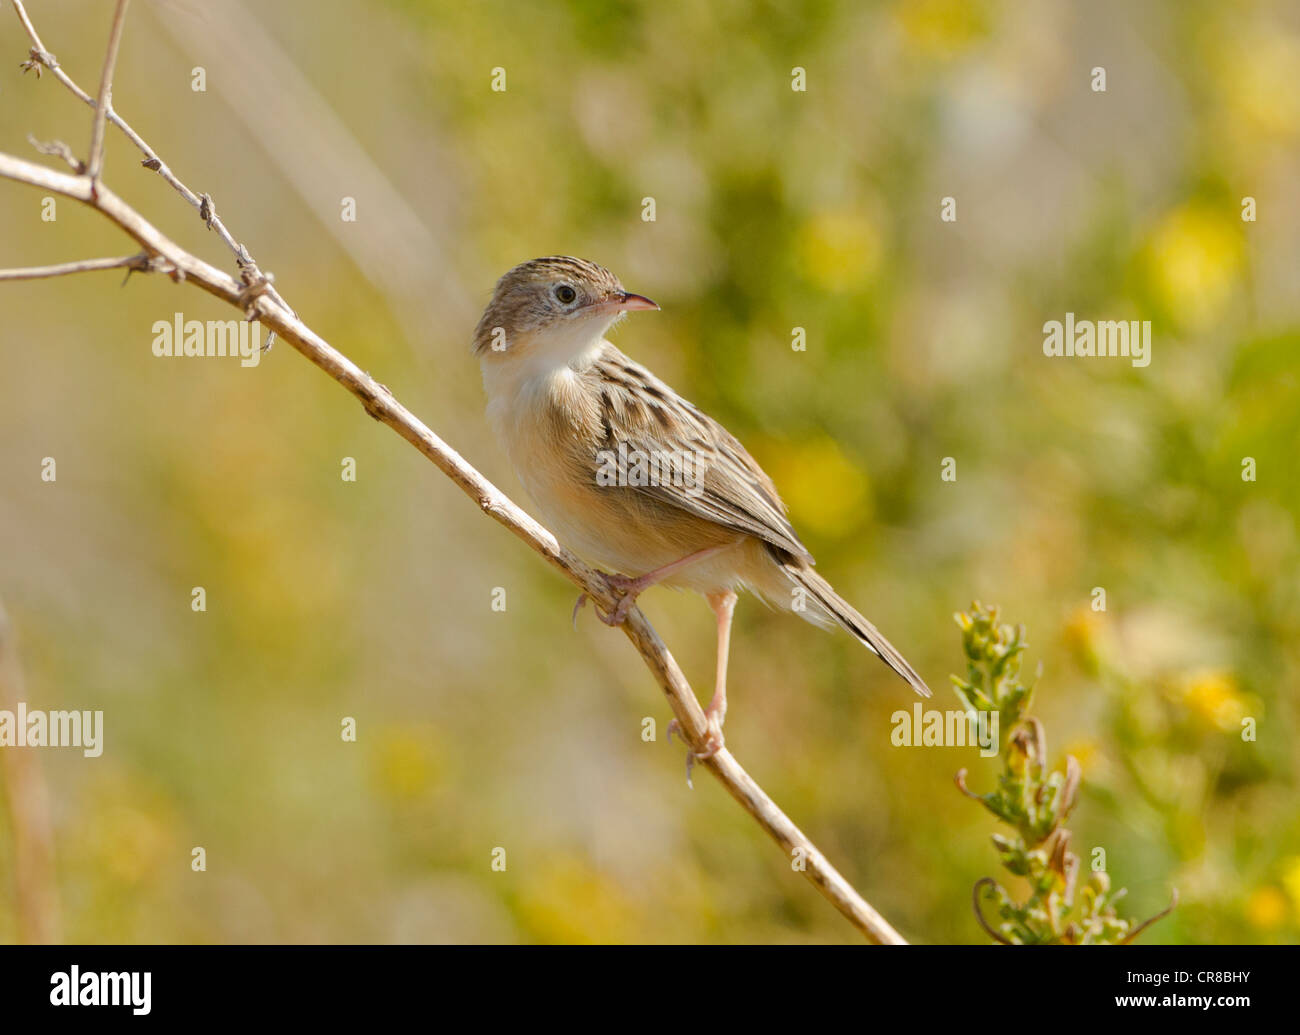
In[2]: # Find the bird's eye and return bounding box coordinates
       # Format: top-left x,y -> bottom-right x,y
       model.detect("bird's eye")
554,284 -> 577,304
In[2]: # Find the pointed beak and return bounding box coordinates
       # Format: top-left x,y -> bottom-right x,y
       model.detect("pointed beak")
617,292 -> 660,312
585,291 -> 660,316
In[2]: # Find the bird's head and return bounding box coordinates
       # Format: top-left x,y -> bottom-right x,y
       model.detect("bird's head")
472,256 -> 658,363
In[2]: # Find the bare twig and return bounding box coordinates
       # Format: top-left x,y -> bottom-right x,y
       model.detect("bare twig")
0,10 -> 911,945
86,0 -> 131,185
0,598 -> 61,944
0,253 -> 158,281
27,134 -> 83,173
10,0 -> 296,333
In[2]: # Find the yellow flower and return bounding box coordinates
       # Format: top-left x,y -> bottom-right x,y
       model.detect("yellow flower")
1063,739 -> 1098,774
517,857 -> 642,944
1179,670 -> 1247,732
1245,886 -> 1289,931
372,726 -> 441,800
1143,204 -> 1243,331
1281,857 -> 1300,913
1062,605 -> 1103,673
795,208 -> 883,293
894,0 -> 991,60
764,436 -> 871,539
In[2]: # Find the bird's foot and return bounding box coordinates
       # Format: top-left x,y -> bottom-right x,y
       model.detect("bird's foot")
667,703 -> 726,788
573,571 -> 644,628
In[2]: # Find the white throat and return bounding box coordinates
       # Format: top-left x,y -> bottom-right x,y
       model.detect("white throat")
480,315 -> 613,405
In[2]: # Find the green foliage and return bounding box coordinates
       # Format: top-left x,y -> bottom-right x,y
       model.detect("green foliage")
954,603 -> 1175,945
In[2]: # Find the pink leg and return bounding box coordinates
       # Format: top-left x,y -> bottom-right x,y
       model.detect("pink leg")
572,544 -> 735,628
703,589 -> 737,733
669,589 -> 737,783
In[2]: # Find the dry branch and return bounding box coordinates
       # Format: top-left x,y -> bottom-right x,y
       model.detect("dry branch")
12,0 -> 297,330
0,253 -> 158,281
0,2 -> 909,944
86,0 -> 131,185
0,598 -> 61,944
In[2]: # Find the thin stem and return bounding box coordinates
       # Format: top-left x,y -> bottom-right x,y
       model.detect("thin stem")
87,0 -> 132,185
0,253 -> 153,281
0,598 -> 61,944
10,0 -> 295,323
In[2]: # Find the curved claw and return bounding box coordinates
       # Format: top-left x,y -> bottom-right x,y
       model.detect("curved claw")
572,593 -> 588,630
666,715 -> 725,790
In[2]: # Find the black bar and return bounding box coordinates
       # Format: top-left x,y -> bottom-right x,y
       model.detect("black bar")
0,944 -> 1288,1022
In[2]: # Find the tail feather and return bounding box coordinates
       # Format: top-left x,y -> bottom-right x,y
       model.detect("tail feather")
780,561 -> 931,698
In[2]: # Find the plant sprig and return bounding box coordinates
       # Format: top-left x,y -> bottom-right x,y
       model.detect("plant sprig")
954,602 -> 1176,944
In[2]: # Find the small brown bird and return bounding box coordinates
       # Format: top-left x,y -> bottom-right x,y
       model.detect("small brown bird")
475,257 -> 930,760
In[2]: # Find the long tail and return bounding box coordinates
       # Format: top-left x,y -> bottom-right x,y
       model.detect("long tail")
779,560 -> 931,698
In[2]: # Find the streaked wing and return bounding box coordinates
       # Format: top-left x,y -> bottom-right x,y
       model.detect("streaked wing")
585,345 -> 813,563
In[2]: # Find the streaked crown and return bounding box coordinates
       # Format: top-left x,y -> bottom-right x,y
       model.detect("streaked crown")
472,256 -> 626,356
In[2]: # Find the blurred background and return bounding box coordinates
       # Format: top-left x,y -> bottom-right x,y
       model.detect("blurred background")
1,0 -> 1298,944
